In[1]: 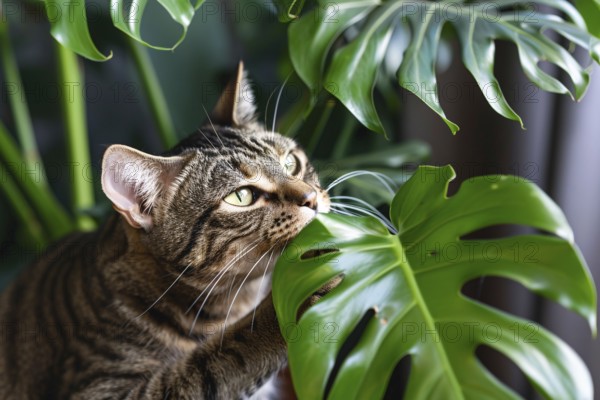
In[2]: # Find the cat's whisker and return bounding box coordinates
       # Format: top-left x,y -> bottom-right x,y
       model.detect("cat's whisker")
225,271 -> 237,304
331,202 -> 383,219
250,240 -> 286,332
330,195 -> 383,213
250,249 -> 276,329
186,238 -> 261,312
271,73 -> 291,134
186,239 -> 261,316
187,240 -> 264,336
329,206 -> 360,218
329,204 -> 359,216
263,85 -> 279,130
188,276 -> 229,336
196,128 -> 214,147
330,196 -> 397,232
200,106 -> 235,170
202,106 -> 225,147
219,244 -> 277,348
326,170 -> 396,194
196,127 -> 235,171
327,171 -> 396,192
330,202 -> 397,233
134,262 -> 194,320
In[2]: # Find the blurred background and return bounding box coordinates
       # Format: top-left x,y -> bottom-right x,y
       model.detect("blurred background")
1,0 -> 599,397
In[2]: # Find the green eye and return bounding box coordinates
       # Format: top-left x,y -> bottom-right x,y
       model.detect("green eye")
224,187 -> 254,206
284,153 -> 301,176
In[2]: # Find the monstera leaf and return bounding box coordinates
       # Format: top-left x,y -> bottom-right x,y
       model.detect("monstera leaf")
272,165 -> 597,399
577,0 -> 600,37
43,0 -> 205,60
282,0 -> 600,134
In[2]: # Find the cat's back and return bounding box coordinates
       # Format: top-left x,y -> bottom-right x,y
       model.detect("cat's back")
0,231 -> 98,397
0,219 -> 202,399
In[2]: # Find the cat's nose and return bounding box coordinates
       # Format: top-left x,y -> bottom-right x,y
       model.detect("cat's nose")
299,190 -> 318,210
285,186 -> 318,210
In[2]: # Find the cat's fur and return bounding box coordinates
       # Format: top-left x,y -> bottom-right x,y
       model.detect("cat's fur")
0,63 -> 329,399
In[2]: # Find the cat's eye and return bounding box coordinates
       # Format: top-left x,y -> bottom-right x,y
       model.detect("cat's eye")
223,187 -> 255,206
283,153 -> 301,176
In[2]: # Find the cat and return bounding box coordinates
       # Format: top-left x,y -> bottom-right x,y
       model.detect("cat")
0,62 -> 330,399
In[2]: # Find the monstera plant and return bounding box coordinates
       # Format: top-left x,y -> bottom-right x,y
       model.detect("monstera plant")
284,0 -> 600,134
273,166 -> 597,399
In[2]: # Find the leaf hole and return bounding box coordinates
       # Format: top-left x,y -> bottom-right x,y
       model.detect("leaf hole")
295,274 -> 344,323
135,0 -> 188,48
461,224 -> 539,240
461,276 -> 541,320
475,345 -> 537,398
324,308 -> 375,399
383,355 -> 412,399
300,248 -> 339,260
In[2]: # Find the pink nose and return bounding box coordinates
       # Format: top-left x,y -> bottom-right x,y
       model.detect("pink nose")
298,190 -> 317,210
284,187 -> 318,210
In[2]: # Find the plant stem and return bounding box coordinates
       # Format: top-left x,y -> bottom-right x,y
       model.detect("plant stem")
55,42 -> 96,231
306,99 -> 335,156
0,14 -> 47,185
127,37 -> 177,148
277,94 -> 310,138
0,160 -> 48,247
0,120 -> 73,239
331,116 -> 357,160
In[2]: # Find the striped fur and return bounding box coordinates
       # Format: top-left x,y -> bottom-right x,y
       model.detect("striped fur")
0,68 -> 329,399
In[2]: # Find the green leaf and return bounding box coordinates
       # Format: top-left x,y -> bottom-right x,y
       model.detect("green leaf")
111,0 -> 196,50
288,0 -> 599,134
42,0 -> 200,59
453,17 -> 523,128
289,1 -> 377,100
43,0 -> 112,61
577,0 -> 600,37
530,14 -> 600,64
325,4 -> 396,135
399,3 -> 459,133
273,165 -> 596,399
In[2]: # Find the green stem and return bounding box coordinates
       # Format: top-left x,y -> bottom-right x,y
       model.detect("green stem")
331,115 -> 357,160
0,15 -> 47,185
0,160 -> 48,247
277,94 -> 310,138
127,37 -> 177,148
55,43 -> 96,231
0,120 -> 73,239
306,99 -> 335,156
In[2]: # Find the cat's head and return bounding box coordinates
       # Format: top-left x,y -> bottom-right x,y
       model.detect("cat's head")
101,63 -> 329,282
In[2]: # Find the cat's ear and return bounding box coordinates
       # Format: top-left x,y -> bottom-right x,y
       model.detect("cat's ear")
101,144 -> 188,231
211,61 -> 257,126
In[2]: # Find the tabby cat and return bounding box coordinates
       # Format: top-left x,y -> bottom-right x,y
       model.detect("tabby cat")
0,63 -> 330,399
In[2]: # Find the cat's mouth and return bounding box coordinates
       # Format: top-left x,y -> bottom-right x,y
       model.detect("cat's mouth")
316,189 -> 331,214
298,189 -> 330,227
287,191 -> 329,236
